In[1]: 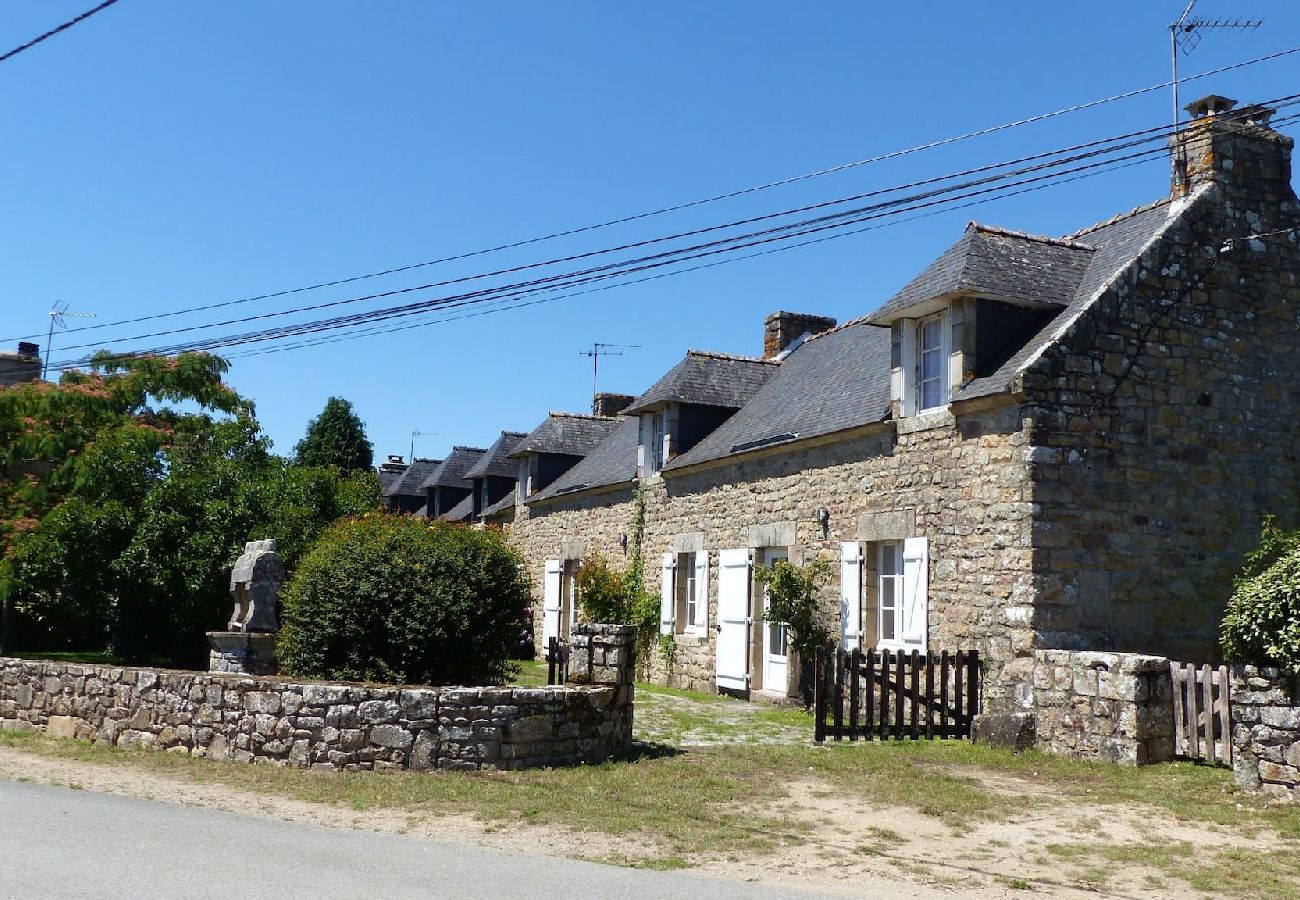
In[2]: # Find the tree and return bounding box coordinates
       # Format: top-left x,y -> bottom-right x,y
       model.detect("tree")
292,397 -> 373,471
1,352 -> 380,664
1221,517 -> 1300,671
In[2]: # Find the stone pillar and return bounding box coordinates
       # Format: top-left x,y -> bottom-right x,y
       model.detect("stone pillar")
207,632 -> 278,676
567,624 -> 636,748
1229,665 -> 1300,798
1031,650 -> 1174,765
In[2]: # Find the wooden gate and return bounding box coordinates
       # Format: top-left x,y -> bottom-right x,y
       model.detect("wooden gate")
546,637 -> 570,685
813,647 -> 980,742
1171,661 -> 1232,765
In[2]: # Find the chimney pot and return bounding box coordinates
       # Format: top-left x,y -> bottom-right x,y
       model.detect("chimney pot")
1184,94 -> 1237,120
16,342 -> 38,359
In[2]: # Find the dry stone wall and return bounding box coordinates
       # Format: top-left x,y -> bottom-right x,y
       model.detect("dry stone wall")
0,625 -> 635,771
1032,649 -> 1174,765
1230,664 -> 1300,798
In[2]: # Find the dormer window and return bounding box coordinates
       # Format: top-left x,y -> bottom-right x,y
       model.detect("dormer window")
639,404 -> 677,478
917,311 -> 950,411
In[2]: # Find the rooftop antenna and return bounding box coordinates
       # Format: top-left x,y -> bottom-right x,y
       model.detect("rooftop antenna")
1169,1 -> 1262,145
579,342 -> 640,397
410,430 -> 436,464
42,301 -> 96,379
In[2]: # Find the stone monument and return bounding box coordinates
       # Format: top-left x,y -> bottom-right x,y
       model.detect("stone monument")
207,539 -> 284,675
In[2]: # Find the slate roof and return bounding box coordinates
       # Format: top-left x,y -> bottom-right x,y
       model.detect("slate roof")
438,493 -> 475,523
508,412 -> 620,459
530,416 -> 641,502
957,198 -> 1176,401
622,350 -> 779,415
865,225 -> 1096,325
667,320 -> 893,470
482,492 -> 516,519
464,431 -> 528,480
377,469 -> 403,493
419,446 -> 487,490
384,458 -> 440,498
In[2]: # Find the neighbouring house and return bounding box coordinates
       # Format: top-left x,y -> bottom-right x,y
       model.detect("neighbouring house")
376,454 -> 409,494
464,431 -> 527,524
383,457 -> 441,515
421,446 -> 486,523
502,95 -> 1300,709
0,342 -> 40,387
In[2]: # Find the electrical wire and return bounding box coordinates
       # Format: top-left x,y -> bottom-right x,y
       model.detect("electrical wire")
0,0 -> 121,65
12,42 -> 1300,343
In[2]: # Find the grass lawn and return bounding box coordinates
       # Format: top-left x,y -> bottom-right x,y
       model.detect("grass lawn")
6,679 -> 1300,895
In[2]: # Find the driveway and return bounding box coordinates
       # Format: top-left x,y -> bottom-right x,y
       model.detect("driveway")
0,779 -> 819,900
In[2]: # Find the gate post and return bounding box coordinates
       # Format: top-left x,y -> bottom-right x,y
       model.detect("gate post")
813,648 -> 826,744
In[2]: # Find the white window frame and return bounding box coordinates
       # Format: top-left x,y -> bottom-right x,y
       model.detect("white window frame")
916,310 -> 950,412
877,541 -> 905,650
673,551 -> 708,635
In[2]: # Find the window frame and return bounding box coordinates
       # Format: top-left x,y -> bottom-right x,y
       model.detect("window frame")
916,310 -> 950,412
876,541 -> 905,650
675,551 -> 698,635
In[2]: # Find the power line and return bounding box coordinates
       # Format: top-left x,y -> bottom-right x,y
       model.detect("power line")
55,102 -> 1287,355
13,42 -> 1300,344
0,0 -> 121,65
42,105 -> 1300,372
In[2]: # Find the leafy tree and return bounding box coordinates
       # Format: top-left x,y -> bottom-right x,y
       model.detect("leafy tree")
278,515 -> 530,685
292,396 -> 373,471
1,352 -> 379,664
1222,518 -> 1300,671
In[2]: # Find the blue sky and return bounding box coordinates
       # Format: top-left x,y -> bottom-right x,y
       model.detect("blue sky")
3,2 -> 1299,463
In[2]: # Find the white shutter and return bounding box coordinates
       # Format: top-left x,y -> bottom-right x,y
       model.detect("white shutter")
715,549 -> 752,692
541,559 -> 562,650
660,553 -> 676,635
839,541 -> 862,650
899,319 -> 918,418
693,550 -> 710,630
901,537 -> 928,651
638,414 -> 654,477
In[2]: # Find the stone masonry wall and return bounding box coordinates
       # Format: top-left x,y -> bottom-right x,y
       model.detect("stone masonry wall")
1229,664 -> 1300,798
1021,127 -> 1300,663
1032,649 -> 1174,765
0,625 -> 635,771
515,403 -> 1038,709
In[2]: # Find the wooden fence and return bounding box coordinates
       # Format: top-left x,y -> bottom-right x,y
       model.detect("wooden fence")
1171,661 -> 1232,766
813,647 -> 980,743
546,637 -> 570,686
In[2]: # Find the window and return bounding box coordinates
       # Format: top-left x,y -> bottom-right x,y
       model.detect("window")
640,406 -> 676,478
878,542 -> 904,645
652,409 -> 668,474
676,552 -> 698,633
917,312 -> 949,411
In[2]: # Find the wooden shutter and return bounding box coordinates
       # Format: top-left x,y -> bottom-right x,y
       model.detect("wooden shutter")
901,537 -> 928,650
541,559 -> 562,647
839,541 -> 862,650
693,550 -> 710,629
660,553 -> 676,634
715,549 -> 752,692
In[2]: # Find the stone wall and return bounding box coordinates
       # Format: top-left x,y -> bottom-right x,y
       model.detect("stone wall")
1032,649 -> 1174,765
0,625 -> 635,771
1230,664 -> 1300,798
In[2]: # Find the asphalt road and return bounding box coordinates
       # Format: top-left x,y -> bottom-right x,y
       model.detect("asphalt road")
0,779 -> 821,899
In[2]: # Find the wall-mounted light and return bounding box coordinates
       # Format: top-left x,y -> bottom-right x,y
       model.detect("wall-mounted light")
619,532 -> 628,554
815,506 -> 830,538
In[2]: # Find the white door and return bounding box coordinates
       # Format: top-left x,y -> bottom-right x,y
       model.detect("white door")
761,548 -> 789,694
839,541 -> 862,650
715,549 -> 752,692
900,537 -> 928,651
541,559 -> 562,651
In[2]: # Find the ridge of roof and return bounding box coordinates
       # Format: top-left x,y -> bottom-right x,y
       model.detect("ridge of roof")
1064,197 -> 1174,240
449,444 -> 487,453
969,222 -> 1095,251
685,348 -> 779,365
545,411 -> 619,420
802,313 -> 880,344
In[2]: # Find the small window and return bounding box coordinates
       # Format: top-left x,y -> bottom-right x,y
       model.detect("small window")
675,552 -> 697,632
652,409 -> 668,474
918,312 -> 949,411
878,542 -> 904,645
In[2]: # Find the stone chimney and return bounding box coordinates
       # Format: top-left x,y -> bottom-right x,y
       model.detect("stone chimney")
592,392 -> 635,417
763,311 -> 837,358
378,454 -> 408,476
1172,94 -> 1294,198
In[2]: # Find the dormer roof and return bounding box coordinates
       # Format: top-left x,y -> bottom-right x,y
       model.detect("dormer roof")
464,431 -> 528,480
384,458 -> 441,498
621,349 -> 778,415
419,446 -> 486,490
864,224 -> 1095,326
507,412 -> 620,459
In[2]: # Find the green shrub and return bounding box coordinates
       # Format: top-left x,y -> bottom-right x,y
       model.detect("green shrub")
1222,519 -> 1300,671
574,553 -> 657,669
755,557 -> 836,657
278,514 -> 530,685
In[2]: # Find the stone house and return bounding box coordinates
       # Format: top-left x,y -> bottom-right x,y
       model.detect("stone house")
503,95 -> 1299,707
464,431 -> 527,524
382,457 -> 441,516
419,446 -> 486,523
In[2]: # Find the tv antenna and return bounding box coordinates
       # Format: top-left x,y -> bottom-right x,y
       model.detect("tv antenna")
579,342 -> 640,397
410,430 -> 437,464
1169,1 -> 1262,128
43,301 -> 97,379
